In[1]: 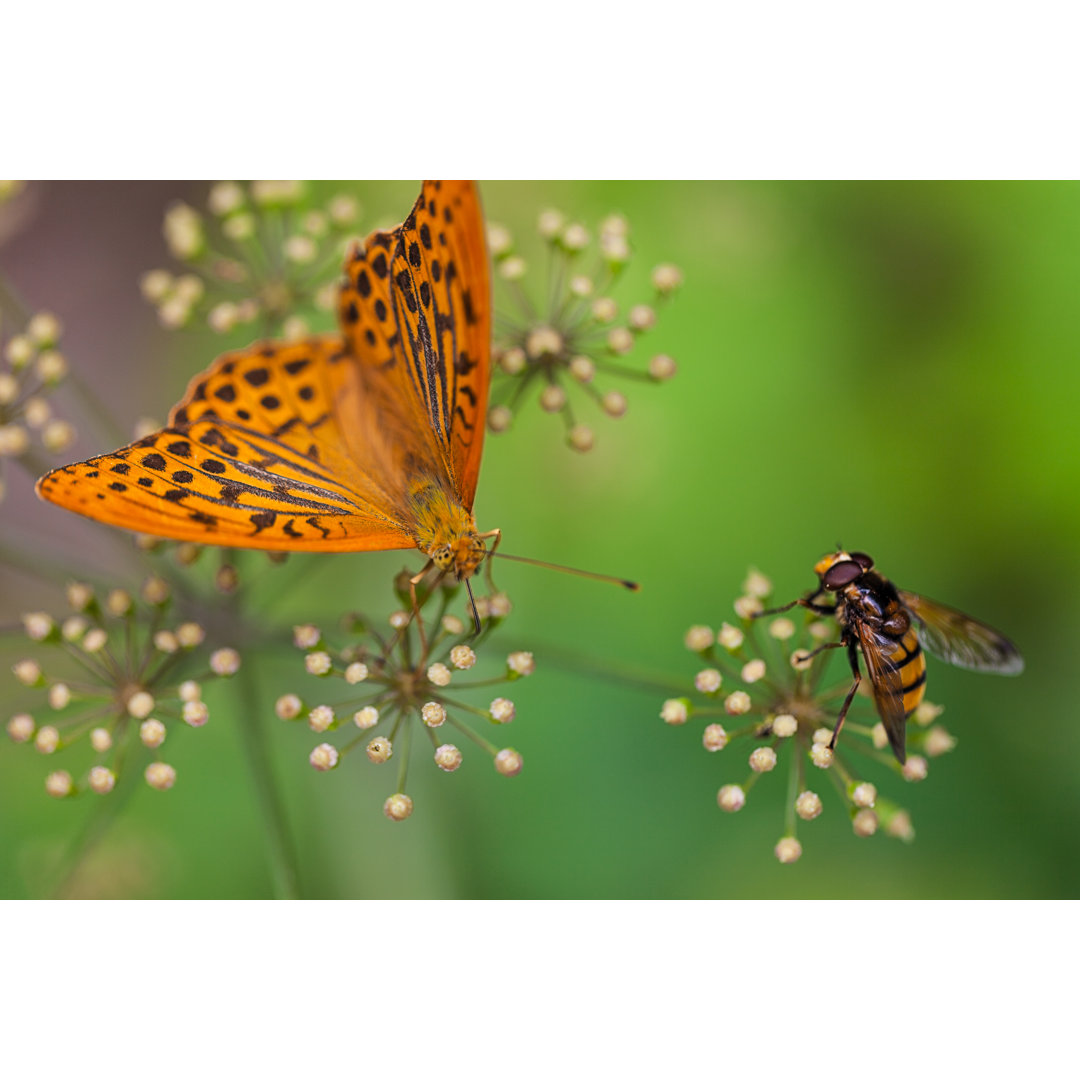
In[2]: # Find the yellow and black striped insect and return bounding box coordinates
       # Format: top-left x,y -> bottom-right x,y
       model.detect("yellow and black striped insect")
761,551 -> 1024,763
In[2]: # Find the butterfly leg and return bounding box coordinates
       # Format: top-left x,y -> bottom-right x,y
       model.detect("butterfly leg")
828,639 -> 862,752
408,561 -> 436,660
478,528 -> 502,594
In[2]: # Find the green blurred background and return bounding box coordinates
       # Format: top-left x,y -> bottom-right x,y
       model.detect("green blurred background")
1,181 -> 1076,898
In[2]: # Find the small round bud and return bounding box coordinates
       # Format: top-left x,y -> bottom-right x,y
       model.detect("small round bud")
808,620 -> 833,642
140,269 -> 173,302
507,651 -> 535,676
48,683 -> 71,710
61,616 -> 87,641
812,728 -> 833,745
353,706 -> 379,729
494,748 -> 523,777
886,811 -> 916,842
795,790 -> 823,820
153,631 -> 179,654
568,354 -> 595,382
0,373 -> 16,404
28,311 -> 62,347
743,569 -> 772,598
702,723 -> 728,751
35,725 -> 60,753
442,615 -> 465,636
902,756 -> 929,782
772,713 -> 798,738
724,691 -> 751,716
210,648 -> 240,676
600,233 -> 630,262
174,273 -> 204,303
176,622 -> 205,648
328,193 -> 359,225
606,327 -> 633,355
127,691 -> 155,720
145,762 -> 177,791
717,623 -> 744,650
499,346 -> 526,375
88,766 -> 116,795
741,659 -> 766,684
925,726 -> 957,757
82,629 -> 107,654
215,565 -> 239,593
601,390 -> 628,418
345,656 -> 371,682
914,700 -> 945,726
7,714 -> 35,743
89,727 -> 112,753
591,297 -> 617,323
251,179 -> 305,206
293,624 -> 321,649
307,705 -> 335,733
285,235 -> 317,264
140,719 -> 167,748
871,722 -> 889,750
421,702 -> 446,728
685,624 -> 715,651
651,263 -> 683,293
526,325 -> 563,360
383,793 -> 414,821
309,743 -> 339,771
717,784 -> 746,812
811,744 -> 835,769
774,837 -> 802,864
208,180 -> 244,215
164,202 -> 204,260
304,651 -> 333,676
366,736 -> 393,763
389,611 -> 410,630
488,594 -> 512,618
661,698 -> 690,725
208,302 -> 238,333
182,701 -> 209,728
23,397 -> 50,428
178,681 -> 201,703
487,222 -> 512,256
537,209 -> 564,238
852,809 -> 879,837
0,424 -> 30,455
567,424 -> 594,452
790,650 -> 815,671
490,697 -> 515,723
694,668 -> 722,694
733,596 -> 763,619
449,645 -> 476,670
275,694 -> 303,720
488,404 -> 513,432
768,618 -> 796,641
46,770 -> 74,798
852,782 -> 877,808
105,589 -> 132,617
561,223 -> 589,251
749,746 -> 777,773
13,658 -> 43,685
539,385 -> 567,413
628,305 -> 655,332
499,256 -> 526,281
434,744 -> 463,772
427,662 -> 452,687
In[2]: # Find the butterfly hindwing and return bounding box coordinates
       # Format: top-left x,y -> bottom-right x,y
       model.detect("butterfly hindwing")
36,336 -> 416,552
338,180 -> 491,508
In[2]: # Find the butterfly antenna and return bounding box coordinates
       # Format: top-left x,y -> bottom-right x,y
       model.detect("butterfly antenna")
465,577 -> 482,635
489,551 -> 639,591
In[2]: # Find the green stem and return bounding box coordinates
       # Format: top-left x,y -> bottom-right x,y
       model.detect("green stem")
233,662 -> 301,899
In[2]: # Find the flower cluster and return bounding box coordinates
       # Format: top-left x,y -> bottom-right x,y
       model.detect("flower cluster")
5,575 -> 241,798
140,181 -> 362,337
486,207 -> 682,451
278,573 -> 533,820
661,569 -> 958,863
0,309 -> 75,502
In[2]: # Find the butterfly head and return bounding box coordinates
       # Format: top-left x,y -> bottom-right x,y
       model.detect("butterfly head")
430,531 -> 488,581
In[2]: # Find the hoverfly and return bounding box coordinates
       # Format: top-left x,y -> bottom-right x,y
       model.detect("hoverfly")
759,551 -> 1024,763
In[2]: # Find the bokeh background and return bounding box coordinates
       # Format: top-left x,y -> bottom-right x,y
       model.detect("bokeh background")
0,180 -> 1076,899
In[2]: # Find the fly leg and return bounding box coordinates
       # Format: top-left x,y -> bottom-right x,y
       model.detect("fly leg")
828,638 -> 862,752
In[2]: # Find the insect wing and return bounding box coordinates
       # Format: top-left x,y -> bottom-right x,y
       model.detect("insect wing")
898,590 -> 1024,675
854,618 -> 908,763
337,180 -> 491,509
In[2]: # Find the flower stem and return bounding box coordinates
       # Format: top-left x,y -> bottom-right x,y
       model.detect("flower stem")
233,663 -> 301,899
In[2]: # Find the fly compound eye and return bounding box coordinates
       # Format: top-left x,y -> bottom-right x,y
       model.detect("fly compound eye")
850,551 -> 875,571
822,560 -> 864,590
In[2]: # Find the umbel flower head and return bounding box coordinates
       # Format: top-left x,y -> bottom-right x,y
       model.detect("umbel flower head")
0,309 -> 75,503
662,569 -> 958,863
140,181 -> 362,338
5,575 -> 240,798
279,571 -> 533,820
486,206 -> 682,452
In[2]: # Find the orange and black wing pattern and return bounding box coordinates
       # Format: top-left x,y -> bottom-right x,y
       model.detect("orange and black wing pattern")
898,590 -> 1024,675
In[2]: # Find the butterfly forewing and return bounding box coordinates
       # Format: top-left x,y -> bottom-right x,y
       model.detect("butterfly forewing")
36,335 -> 416,552
898,590 -> 1024,675
338,180 -> 490,508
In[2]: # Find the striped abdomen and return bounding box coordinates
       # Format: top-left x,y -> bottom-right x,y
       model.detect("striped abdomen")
888,625 -> 926,716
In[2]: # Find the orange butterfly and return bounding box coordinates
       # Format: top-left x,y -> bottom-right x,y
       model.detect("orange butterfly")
37,180 -> 499,591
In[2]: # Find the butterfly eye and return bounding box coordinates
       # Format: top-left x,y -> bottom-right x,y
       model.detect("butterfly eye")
432,545 -> 454,570
850,551 -> 875,571
822,560 -> 864,590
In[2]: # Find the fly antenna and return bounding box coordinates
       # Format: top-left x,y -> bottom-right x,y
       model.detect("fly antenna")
488,551 -> 639,591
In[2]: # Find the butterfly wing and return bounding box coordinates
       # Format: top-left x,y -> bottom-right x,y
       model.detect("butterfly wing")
898,590 -> 1024,674
854,619 -> 909,763
36,335 -> 416,552
338,180 -> 490,509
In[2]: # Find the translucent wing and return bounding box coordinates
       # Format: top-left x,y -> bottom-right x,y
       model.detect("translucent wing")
898,590 -> 1024,674
338,180 -> 490,508
36,335 -> 416,552
854,619 -> 909,763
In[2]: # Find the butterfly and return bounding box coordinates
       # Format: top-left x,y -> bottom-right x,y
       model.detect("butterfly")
36,180 -> 498,594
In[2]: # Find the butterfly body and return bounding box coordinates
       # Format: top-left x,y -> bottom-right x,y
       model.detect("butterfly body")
37,181 -> 494,582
